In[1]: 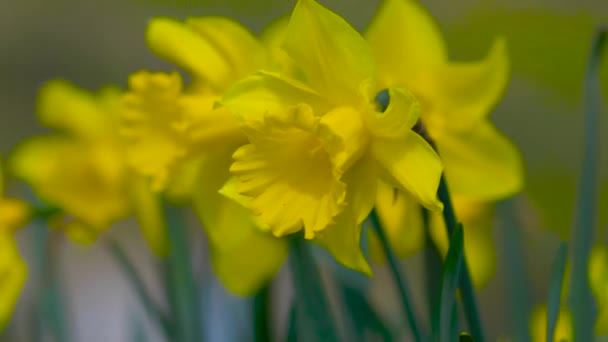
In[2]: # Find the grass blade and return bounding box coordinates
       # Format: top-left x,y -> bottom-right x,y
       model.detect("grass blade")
498,200 -> 531,342
164,204 -> 201,342
253,285 -> 271,342
568,26 -> 607,342
288,235 -> 339,341
437,224 -> 465,342
107,238 -> 172,338
547,241 -> 568,342
369,209 -> 426,342
437,177 -> 485,342
340,283 -> 392,341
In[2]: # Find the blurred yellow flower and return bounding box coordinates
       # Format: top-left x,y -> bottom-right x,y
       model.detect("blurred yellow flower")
122,16 -> 288,295
530,305 -> 573,342
0,160 -> 30,331
589,244 -> 608,335
222,0 -> 443,276
367,0 -> 524,286
10,80 -> 167,255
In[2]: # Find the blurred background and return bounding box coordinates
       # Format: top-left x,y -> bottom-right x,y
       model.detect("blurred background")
1,0 -> 607,341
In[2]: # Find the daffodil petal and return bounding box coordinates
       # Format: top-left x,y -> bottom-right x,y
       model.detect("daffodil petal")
146,17 -> 233,90
315,209 -> 372,276
0,199 -> 31,234
367,87 -> 420,139
37,80 -> 116,139
425,38 -> 509,131
185,16 -> 267,81
365,0 -> 447,87
372,131 -> 443,211
10,136 -> 129,230
375,183 -> 425,259
283,0 -> 375,100
259,15 -> 295,75
129,175 -> 169,256
222,71 -> 326,123
314,156 -> 376,275
0,234 -> 26,331
436,121 -> 524,200
193,151 -> 287,295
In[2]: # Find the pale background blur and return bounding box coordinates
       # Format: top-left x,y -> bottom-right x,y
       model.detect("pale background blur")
1,0 -> 608,341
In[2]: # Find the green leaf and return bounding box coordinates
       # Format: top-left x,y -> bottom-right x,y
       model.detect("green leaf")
568,26 -> 606,342
547,241 -> 568,342
107,238 -> 172,338
253,285 -> 271,342
437,178 -> 484,342
288,235 -> 339,342
340,283 -> 392,341
369,210 -> 425,342
164,204 -> 201,342
437,224 -> 465,342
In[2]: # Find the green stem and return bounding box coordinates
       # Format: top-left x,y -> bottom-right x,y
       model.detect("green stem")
288,235 -> 339,342
35,223 -> 70,342
253,285 -> 271,342
369,209 -> 425,342
107,238 -> 173,337
422,208 -> 444,339
568,26 -> 606,342
164,204 -> 201,342
437,177 -> 484,342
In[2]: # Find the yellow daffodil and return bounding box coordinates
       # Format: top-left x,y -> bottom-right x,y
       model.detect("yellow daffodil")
0,159 -> 31,331
366,0 -> 524,286
530,305 -> 573,342
10,80 -> 167,255
122,16 -> 288,295
221,0 -> 443,276
589,244 -> 608,335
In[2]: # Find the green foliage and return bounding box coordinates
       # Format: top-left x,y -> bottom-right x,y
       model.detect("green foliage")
547,241 -> 568,342
438,224 -> 464,342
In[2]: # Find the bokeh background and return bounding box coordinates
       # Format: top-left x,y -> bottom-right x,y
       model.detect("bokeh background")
1,0 -> 608,341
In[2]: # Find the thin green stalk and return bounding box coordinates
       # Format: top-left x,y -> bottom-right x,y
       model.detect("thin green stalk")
422,208 -> 444,338
107,238 -> 173,337
369,209 -> 425,342
499,200 -> 531,342
547,241 -> 568,342
438,224 -> 464,342
288,235 -> 339,342
568,26 -> 606,342
437,177 -> 484,342
164,204 -> 201,342
253,285 -> 271,342
35,221 -> 70,342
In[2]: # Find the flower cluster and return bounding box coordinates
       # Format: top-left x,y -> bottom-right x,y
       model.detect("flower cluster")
1,0 -> 526,329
